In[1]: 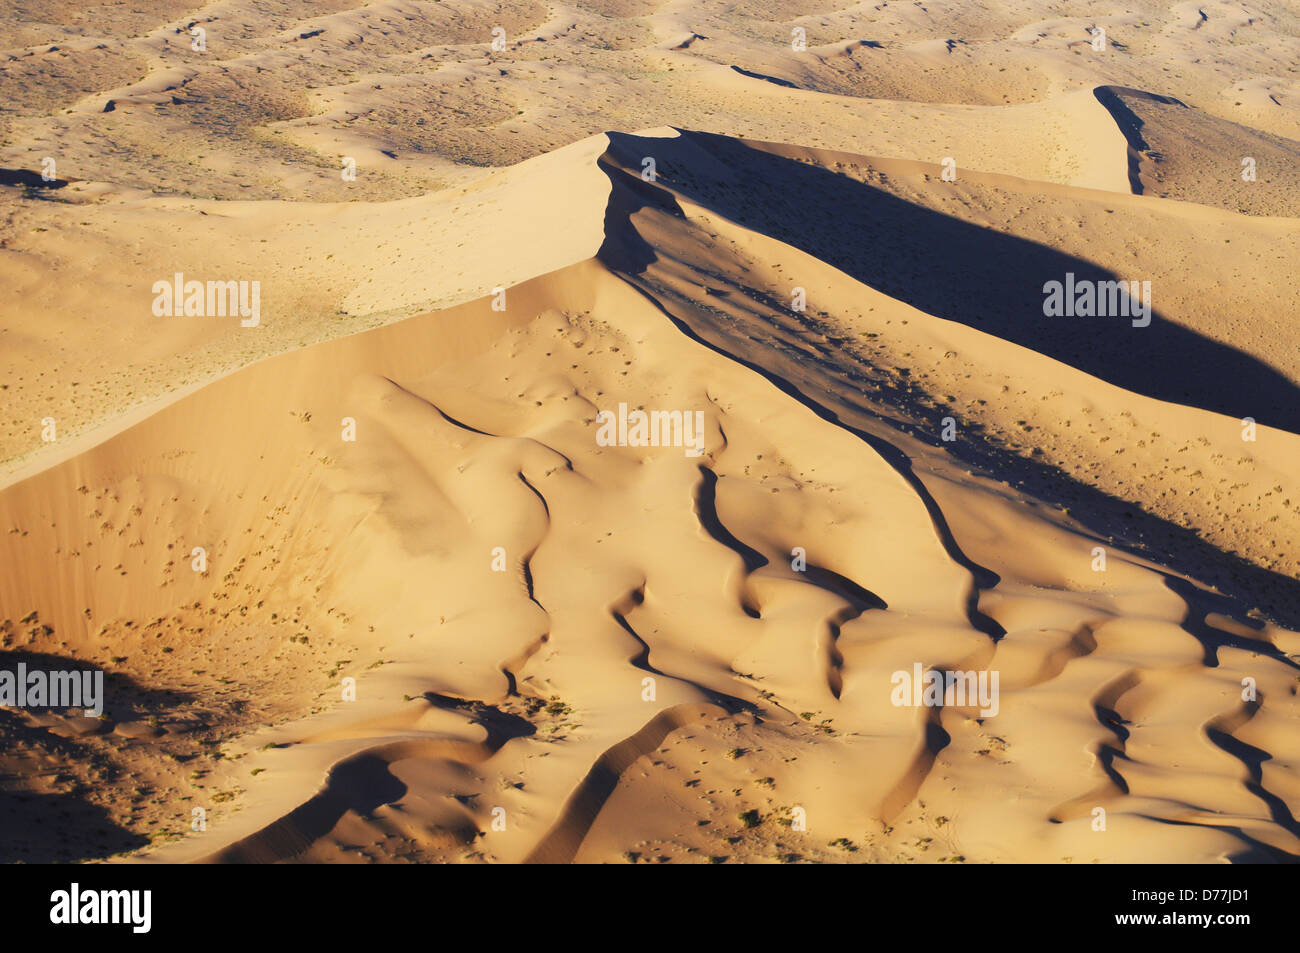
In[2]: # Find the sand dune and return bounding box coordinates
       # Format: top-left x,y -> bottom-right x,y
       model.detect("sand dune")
4,126 -> 1300,863
1,0 -> 1298,866
1094,85 -> 1300,213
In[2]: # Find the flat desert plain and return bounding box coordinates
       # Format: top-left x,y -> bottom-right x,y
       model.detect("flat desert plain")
0,0 -> 1299,865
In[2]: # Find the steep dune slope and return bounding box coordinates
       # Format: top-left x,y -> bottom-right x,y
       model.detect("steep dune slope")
2,130 -> 1298,864
1094,85 -> 1300,214
600,129 -> 1300,585
0,131 -> 611,479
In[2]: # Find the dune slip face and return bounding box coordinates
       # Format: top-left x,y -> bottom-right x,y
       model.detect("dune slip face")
0,0 -> 1299,872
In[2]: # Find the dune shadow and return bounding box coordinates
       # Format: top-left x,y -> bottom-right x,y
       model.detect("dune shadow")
1142,813 -> 1298,863
730,65 -> 799,88
694,465 -> 768,573
1091,86 -> 1186,193
603,129 -> 1300,435
206,696 -> 537,863
0,655 -> 198,863
0,648 -> 195,721
0,651 -> 201,862
0,787 -> 148,863
0,706 -> 153,863
0,168 -> 68,189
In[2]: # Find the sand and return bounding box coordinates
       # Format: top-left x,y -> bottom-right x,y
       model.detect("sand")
0,0 -> 1298,864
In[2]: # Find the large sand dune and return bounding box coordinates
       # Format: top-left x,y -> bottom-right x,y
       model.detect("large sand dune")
0,0 -> 1298,865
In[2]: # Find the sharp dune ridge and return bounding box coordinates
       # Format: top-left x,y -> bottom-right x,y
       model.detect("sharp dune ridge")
1,0 -> 1299,867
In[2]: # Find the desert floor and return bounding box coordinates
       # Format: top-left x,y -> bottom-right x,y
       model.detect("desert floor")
1,0 -> 1299,863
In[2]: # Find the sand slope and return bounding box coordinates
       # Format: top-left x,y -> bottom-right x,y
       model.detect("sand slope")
1094,85 -> 1300,214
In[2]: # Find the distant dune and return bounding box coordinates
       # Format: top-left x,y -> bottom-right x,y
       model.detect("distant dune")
1094,85 -> 1300,213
